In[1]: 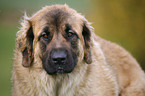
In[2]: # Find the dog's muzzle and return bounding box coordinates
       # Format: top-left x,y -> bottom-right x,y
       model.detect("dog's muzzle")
42,48 -> 76,75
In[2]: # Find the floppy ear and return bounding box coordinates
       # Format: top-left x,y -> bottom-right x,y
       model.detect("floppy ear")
20,21 -> 34,67
82,22 -> 92,64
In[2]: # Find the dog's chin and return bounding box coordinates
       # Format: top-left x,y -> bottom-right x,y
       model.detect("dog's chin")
46,70 -> 73,75
56,69 -> 64,74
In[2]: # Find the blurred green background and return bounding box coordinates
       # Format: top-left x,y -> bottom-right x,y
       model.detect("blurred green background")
0,0 -> 145,95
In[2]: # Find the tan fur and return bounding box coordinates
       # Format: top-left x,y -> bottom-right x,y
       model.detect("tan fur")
12,4 -> 145,96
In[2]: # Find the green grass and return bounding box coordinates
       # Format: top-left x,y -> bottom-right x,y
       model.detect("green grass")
0,25 -> 18,96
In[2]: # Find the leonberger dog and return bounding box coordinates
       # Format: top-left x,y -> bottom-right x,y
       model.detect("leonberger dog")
12,4 -> 145,96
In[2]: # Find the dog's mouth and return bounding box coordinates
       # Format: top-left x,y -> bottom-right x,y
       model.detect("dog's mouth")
55,65 -> 74,74
56,67 -> 64,74
42,59 -> 76,75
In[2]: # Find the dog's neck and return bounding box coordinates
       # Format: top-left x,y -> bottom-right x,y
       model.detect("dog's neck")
35,63 -> 87,96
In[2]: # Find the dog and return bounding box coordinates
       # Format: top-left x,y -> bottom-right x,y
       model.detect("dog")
12,4 -> 145,96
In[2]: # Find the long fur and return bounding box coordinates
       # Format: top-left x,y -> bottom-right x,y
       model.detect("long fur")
12,4 -> 145,96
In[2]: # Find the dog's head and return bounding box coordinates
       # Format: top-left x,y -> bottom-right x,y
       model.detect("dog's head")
17,5 -> 92,75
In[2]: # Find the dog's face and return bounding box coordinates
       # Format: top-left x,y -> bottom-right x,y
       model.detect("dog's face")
38,9 -> 80,75
18,5 -> 92,75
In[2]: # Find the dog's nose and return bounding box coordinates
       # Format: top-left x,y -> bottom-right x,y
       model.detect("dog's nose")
51,49 -> 67,64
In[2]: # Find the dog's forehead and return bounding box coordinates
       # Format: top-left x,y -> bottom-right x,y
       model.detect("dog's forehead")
39,9 -> 71,30
31,6 -> 83,37
43,9 -> 70,23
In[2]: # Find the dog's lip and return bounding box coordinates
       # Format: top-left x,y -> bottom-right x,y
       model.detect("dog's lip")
56,67 -> 64,74
58,67 -> 64,70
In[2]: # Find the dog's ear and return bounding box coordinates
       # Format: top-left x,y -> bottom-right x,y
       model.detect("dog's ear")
82,22 -> 92,64
20,21 -> 34,67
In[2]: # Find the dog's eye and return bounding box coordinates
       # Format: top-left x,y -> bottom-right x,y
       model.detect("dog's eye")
42,32 -> 48,39
68,30 -> 74,37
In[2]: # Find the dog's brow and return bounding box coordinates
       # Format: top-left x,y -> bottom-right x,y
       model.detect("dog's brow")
65,24 -> 73,32
65,24 -> 72,29
42,26 -> 49,33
